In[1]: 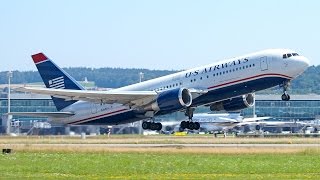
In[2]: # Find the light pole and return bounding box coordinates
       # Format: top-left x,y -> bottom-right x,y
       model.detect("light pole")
252,93 -> 256,118
7,71 -> 12,135
138,72 -> 144,135
139,72 -> 144,83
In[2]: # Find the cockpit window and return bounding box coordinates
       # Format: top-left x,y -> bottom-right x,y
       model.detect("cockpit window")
283,53 -> 299,59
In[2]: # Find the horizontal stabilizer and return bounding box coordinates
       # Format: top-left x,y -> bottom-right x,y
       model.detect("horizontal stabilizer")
8,112 -> 75,118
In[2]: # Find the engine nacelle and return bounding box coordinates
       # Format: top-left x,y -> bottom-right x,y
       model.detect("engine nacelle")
146,88 -> 192,112
210,93 -> 255,112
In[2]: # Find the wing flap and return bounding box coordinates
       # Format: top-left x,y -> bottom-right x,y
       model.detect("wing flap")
16,87 -> 157,105
8,112 -> 75,118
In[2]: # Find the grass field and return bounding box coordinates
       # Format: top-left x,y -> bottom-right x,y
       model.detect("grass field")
1,136 -> 320,179
1,151 -> 320,179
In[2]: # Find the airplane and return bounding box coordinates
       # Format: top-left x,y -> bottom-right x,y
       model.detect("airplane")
11,49 -> 310,131
161,113 -> 271,132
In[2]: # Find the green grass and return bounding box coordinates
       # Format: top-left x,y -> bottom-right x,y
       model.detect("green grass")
1,152 -> 320,179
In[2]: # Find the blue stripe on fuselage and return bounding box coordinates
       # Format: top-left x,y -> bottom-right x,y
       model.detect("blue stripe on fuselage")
76,111 -> 139,125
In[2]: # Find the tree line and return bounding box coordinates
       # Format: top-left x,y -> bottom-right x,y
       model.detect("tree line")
0,66 -> 319,94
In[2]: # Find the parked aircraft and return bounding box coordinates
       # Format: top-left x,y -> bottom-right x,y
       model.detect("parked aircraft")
12,49 -> 309,131
162,113 -> 270,132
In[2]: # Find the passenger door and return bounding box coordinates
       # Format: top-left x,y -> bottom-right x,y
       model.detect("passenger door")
260,56 -> 268,71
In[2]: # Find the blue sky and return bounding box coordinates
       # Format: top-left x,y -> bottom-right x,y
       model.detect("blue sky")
0,0 -> 319,71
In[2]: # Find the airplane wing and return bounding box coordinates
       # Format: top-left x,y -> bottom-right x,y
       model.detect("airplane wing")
8,112 -> 75,118
16,87 -> 157,106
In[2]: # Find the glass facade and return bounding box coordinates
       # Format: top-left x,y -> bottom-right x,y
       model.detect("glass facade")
1,94 -> 320,130
241,95 -> 320,121
0,98 -> 56,132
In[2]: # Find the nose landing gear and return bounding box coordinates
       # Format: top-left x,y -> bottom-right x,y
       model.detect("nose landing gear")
281,80 -> 291,101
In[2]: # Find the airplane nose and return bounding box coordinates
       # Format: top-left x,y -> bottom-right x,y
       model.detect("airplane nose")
299,56 -> 311,67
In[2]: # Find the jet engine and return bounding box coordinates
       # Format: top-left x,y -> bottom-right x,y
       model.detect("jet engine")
210,93 -> 255,112
145,88 -> 192,112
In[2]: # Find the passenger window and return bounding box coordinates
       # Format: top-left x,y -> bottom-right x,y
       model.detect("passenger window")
287,54 -> 292,58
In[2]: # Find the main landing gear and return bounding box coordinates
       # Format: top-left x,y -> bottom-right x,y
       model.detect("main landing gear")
180,121 -> 200,130
180,107 -> 200,131
142,121 -> 162,131
281,80 -> 291,101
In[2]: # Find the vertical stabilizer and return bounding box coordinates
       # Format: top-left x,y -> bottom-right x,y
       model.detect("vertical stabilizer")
31,53 -> 84,111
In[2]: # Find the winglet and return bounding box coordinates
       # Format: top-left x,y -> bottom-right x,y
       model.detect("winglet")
32,53 -> 48,64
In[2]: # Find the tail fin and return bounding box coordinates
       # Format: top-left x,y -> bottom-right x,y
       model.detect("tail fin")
31,53 -> 84,111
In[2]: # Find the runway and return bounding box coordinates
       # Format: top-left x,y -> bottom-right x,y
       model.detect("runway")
2,143 -> 320,148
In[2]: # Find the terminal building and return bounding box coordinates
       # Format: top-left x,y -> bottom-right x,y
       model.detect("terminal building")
242,94 -> 320,121
1,85 -> 320,134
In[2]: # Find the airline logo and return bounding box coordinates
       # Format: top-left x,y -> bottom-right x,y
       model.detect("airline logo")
48,76 -> 65,89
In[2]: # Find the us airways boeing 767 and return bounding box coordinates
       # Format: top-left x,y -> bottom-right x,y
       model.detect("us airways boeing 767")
12,49 -> 309,131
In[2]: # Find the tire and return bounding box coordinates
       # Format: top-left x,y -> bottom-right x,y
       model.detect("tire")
194,122 -> 200,130
180,121 -> 187,129
142,121 -> 149,130
150,123 -> 157,130
156,123 -> 162,131
281,94 -> 290,101
188,122 -> 195,130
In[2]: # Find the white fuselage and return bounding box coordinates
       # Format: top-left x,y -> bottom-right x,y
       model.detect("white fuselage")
53,49 -> 309,125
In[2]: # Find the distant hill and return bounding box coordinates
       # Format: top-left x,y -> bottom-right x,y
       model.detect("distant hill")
0,66 -> 319,94
0,67 -> 177,88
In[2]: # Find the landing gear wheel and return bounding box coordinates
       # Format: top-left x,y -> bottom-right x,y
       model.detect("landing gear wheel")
180,121 -> 187,129
281,93 -> 290,101
188,122 -> 195,130
150,123 -> 157,130
156,122 -> 162,131
194,122 -> 200,130
281,80 -> 291,101
142,121 -> 150,130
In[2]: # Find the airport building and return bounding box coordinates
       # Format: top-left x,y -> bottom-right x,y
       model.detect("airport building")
242,94 -> 320,121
